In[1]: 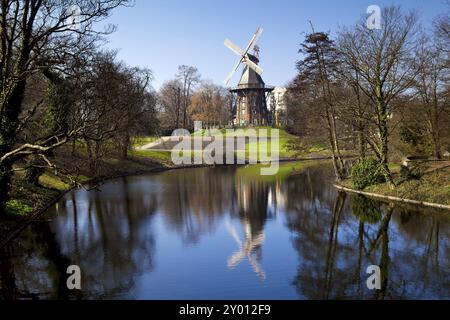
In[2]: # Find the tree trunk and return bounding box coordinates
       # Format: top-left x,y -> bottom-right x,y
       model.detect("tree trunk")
120,133 -> 129,160
325,108 -> 344,181
430,101 -> 442,159
71,139 -> 76,156
377,101 -> 395,187
0,162 -> 12,216
331,114 -> 345,172
85,139 -> 97,173
326,104 -> 345,180
357,130 -> 366,160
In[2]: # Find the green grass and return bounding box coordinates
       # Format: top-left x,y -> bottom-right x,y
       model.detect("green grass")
365,169 -> 450,205
141,128 -> 340,160
236,160 -> 325,182
388,163 -> 401,173
193,127 -> 300,159
132,149 -> 206,166
130,149 -> 173,163
39,173 -> 70,191
132,136 -> 160,147
6,177 -> 61,219
5,200 -> 33,216
341,164 -> 450,205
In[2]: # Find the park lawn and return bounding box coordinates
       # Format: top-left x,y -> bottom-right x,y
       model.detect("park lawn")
129,149 -> 172,163
132,136 -> 160,148
130,149 -> 203,166
193,126 -> 299,159
138,128 -> 348,160
245,127 -> 299,159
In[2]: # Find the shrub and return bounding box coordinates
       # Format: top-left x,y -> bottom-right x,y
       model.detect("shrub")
400,164 -> 423,181
351,158 -> 386,190
6,200 -> 33,216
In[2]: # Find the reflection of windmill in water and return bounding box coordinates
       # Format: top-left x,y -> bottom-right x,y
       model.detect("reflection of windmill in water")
224,173 -> 277,281
224,27 -> 274,126
226,221 -> 266,281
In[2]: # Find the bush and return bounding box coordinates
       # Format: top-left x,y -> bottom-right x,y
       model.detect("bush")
6,200 -> 33,216
400,165 -> 423,181
351,158 -> 386,190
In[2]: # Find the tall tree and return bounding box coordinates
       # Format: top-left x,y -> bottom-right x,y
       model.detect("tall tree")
337,6 -> 419,185
412,38 -> 449,159
158,79 -> 183,133
188,82 -> 231,128
0,0 -> 128,213
293,30 -> 345,180
176,65 -> 200,129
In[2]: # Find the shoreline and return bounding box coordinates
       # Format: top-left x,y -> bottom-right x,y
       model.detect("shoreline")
3,155 -> 447,248
0,157 -> 322,248
0,162 -> 219,249
334,184 -> 450,211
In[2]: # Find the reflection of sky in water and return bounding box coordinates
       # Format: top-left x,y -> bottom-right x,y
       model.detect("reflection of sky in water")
1,164 -> 449,299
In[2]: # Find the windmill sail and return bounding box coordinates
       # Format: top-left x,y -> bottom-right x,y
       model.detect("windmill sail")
224,27 -> 264,86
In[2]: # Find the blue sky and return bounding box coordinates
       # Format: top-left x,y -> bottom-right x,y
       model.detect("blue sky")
102,0 -> 447,89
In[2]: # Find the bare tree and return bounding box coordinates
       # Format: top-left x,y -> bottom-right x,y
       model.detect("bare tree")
0,0 -> 129,213
158,79 -> 183,133
188,82 -> 231,128
411,38 -> 449,159
79,52 -> 155,168
433,2 -> 450,58
176,65 -> 200,128
337,6 -> 419,185
335,64 -> 374,160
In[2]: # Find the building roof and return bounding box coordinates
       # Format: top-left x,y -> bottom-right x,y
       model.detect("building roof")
228,53 -> 274,92
235,54 -> 267,90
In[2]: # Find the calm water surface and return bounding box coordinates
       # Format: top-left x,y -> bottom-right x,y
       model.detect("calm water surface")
1,162 -> 449,299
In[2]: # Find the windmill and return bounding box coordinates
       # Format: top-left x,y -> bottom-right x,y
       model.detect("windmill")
224,28 -> 274,126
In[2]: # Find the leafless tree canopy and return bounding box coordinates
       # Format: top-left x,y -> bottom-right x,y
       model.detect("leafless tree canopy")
287,5 -> 449,184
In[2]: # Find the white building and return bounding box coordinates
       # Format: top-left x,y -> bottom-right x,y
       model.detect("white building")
266,87 -> 287,126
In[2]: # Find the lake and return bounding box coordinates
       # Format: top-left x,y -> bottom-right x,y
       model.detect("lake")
0,162 -> 449,299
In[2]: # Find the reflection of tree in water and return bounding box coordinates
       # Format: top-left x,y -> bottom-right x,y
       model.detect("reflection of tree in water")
155,167 -> 237,244
0,220 -> 81,300
0,177 -> 158,299
284,168 -> 450,299
2,164 -> 448,299
155,165 -> 276,279
388,208 -> 450,298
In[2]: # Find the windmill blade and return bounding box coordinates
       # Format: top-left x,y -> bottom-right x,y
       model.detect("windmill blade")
224,39 -> 244,56
243,56 -> 263,75
224,57 -> 242,86
243,27 -> 264,56
226,221 -> 243,247
227,250 -> 245,268
224,27 -> 263,86
248,255 -> 266,280
253,27 -> 264,46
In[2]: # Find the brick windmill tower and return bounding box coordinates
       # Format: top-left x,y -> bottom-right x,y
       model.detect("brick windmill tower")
224,28 -> 274,126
